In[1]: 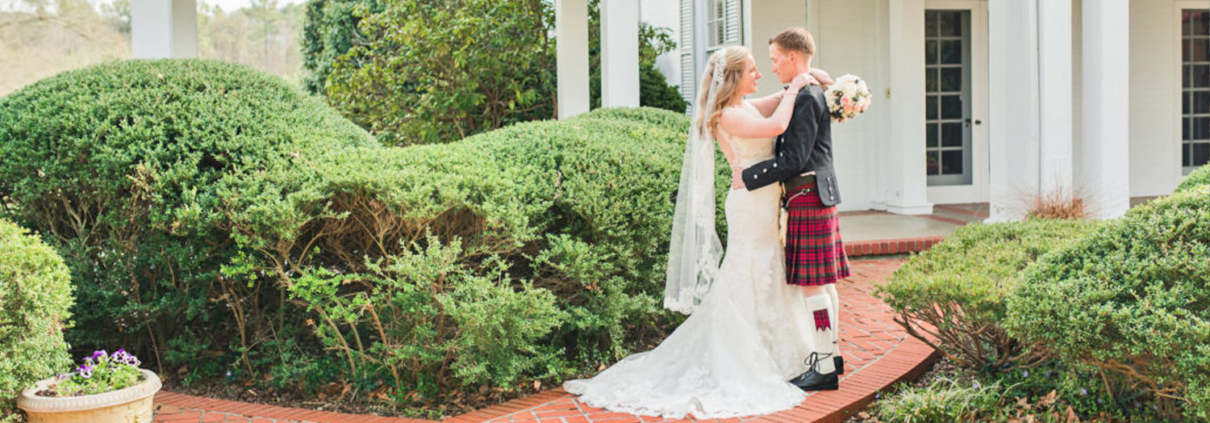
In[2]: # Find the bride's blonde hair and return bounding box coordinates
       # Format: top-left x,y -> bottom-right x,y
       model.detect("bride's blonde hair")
695,45 -> 750,138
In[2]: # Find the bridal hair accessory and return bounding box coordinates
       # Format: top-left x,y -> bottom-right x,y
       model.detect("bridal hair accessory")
710,52 -> 726,86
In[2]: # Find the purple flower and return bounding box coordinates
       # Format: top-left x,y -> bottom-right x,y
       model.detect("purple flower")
77,365 -> 93,379
1081,388 -> 1088,396
113,349 -> 138,366
88,350 -> 108,362
1022,370 -> 1029,378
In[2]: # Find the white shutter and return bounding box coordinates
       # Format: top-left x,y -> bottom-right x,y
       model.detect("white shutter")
723,0 -> 741,46
680,0 -> 696,114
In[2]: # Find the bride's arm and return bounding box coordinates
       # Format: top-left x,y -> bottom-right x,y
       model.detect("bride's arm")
719,80 -> 807,139
746,90 -> 792,118
748,68 -> 834,116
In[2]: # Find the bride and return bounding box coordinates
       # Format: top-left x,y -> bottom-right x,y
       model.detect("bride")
563,45 -> 826,419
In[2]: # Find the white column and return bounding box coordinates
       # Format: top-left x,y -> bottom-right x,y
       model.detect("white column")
883,0 -> 932,215
1037,0 -> 1074,201
131,0 -> 198,59
601,0 -> 641,108
987,0 -> 1040,221
1081,0 -> 1130,219
557,0 -> 591,119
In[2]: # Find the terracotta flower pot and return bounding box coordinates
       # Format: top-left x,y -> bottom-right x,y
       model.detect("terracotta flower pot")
16,369 -> 161,423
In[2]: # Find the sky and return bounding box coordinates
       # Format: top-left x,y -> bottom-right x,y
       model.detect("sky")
0,0 -> 307,12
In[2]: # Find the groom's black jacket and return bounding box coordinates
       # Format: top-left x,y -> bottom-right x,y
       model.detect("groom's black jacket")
741,85 -> 841,206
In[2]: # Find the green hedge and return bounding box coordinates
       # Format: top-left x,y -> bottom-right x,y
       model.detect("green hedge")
0,59 -> 375,363
876,219 -> 1097,372
0,220 -> 73,422
1006,186 -> 1210,419
1177,163 -> 1210,193
227,107 -> 726,401
0,58 -> 718,412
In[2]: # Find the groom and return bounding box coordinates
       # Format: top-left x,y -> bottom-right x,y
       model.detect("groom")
731,27 -> 851,392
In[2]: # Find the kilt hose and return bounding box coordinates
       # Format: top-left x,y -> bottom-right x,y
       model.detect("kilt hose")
784,182 -> 851,286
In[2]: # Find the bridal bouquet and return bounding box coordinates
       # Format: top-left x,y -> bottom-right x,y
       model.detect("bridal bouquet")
824,74 -> 871,123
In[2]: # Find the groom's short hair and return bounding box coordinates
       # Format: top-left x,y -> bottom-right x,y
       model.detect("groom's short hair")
768,27 -> 815,58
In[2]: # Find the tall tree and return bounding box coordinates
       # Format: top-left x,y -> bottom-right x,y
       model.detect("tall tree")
245,0 -> 282,70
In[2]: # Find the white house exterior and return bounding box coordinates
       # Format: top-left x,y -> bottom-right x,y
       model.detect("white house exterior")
673,0 -> 1209,221
128,0 -> 1209,221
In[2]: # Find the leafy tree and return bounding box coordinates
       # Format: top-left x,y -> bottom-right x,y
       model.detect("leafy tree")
305,0 -> 687,145
99,0 -> 131,34
197,1 -> 305,84
324,0 -> 557,145
245,0 -> 282,69
300,0 -> 383,94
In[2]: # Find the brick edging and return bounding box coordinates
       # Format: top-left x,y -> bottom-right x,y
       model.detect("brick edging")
452,338 -> 939,423
154,391 -> 438,423
444,389 -> 569,423
844,236 -> 943,257
749,337 -> 940,423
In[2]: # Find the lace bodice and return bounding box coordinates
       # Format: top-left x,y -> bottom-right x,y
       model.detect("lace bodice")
717,102 -> 776,168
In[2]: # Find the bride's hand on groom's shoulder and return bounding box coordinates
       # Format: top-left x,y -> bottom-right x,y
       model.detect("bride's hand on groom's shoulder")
809,68 -> 834,86
790,74 -> 814,92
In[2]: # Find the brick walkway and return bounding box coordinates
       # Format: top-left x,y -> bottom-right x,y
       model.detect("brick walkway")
154,258 -> 935,423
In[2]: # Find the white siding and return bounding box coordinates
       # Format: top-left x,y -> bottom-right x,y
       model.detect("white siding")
680,0 -> 697,112
749,0 -> 809,96
1128,0 -> 1183,197
817,0 -> 886,212
725,0 -> 743,45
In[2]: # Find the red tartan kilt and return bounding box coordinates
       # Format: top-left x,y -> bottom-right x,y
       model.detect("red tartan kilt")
785,183 -> 851,286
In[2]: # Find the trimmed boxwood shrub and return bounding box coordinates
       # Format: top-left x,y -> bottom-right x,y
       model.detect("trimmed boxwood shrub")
0,58 -> 718,412
1176,163 -> 1210,193
1006,186 -> 1210,419
0,220 -> 73,422
876,219 -> 1098,372
0,59 -> 376,372
225,108 -> 728,400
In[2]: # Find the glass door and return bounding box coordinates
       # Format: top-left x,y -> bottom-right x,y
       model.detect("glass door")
925,10 -> 973,186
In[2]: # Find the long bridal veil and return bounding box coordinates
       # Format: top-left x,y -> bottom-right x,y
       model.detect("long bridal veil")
663,52 -> 727,315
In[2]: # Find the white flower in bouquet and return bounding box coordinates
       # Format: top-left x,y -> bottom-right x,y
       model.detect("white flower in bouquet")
824,74 -> 872,123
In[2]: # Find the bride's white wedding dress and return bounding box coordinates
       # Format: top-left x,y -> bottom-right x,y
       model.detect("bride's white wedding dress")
564,102 -> 819,419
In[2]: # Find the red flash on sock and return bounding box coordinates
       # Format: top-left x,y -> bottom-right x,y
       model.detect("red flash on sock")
813,309 -> 831,331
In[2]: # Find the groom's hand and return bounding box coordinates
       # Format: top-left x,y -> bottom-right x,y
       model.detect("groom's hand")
731,167 -> 746,190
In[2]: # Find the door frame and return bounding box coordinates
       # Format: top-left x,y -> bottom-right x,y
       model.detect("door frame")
924,0 -> 989,204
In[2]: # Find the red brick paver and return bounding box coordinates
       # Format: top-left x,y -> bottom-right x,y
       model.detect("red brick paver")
843,237 -> 943,258
155,259 -> 934,423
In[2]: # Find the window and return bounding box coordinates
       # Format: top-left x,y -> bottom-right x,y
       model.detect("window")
706,0 -> 726,50
703,0 -> 740,53
1183,9 -> 1210,171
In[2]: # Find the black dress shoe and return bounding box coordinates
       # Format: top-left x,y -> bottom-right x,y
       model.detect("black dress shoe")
791,352 -> 840,391
789,368 -> 838,391
836,355 -> 845,375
